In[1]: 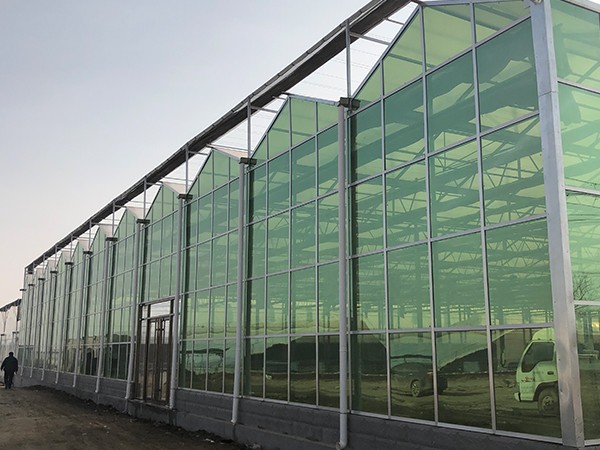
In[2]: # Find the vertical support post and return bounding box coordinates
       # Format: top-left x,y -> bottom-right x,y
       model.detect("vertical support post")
529,0 -> 584,446
16,283 -> 27,367
125,219 -> 147,401
73,251 -> 92,388
22,282 -> 35,375
30,277 -> 45,378
96,238 -> 117,394
169,194 -> 189,409
41,271 -> 58,381
56,262 -> 73,383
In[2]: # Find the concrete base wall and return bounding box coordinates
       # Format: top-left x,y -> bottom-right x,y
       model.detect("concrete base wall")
17,366 -> 574,450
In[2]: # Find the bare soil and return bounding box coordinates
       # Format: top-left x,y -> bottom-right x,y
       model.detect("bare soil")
0,385 -> 246,450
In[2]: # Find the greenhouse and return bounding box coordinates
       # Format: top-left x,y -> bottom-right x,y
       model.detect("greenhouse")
13,0 -> 600,448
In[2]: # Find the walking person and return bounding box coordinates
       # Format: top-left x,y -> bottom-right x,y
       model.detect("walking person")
1,352 -> 18,389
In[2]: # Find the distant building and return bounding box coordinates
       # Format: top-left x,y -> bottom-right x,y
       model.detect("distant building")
15,0 -> 600,448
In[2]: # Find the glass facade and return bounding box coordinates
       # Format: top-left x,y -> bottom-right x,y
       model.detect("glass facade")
16,0 -> 600,446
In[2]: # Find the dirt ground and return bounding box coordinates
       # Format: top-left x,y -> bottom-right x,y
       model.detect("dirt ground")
0,385 -> 247,450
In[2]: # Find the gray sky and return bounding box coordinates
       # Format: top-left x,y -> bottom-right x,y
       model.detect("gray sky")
0,1 -> 371,306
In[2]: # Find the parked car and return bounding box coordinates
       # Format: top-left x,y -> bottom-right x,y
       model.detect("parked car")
391,355 -> 448,397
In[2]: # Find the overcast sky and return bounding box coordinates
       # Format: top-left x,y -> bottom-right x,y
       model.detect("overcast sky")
0,1 -> 377,306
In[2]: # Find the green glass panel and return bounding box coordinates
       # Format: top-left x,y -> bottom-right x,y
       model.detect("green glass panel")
194,290 -> 210,339
291,267 -> 316,333
575,306 -> 600,439
206,339 -> 225,393
350,177 -> 384,255
183,294 -> 194,339
386,162 -> 427,246
432,233 -> 485,327
429,140 -> 480,236
268,102 -> 291,158
383,12 -> 422,94
477,20 -> 537,130
482,116 -> 545,225
351,252 -> 385,331
487,220 -> 552,326
211,235 -> 228,287
553,0 -> 600,91
317,125 -> 338,195
198,194 -> 212,243
253,138 -> 268,163
291,138 -> 316,205
212,185 -> 229,236
227,233 -> 238,284
225,286 -> 237,337
291,202 -> 316,268
318,103 -> 338,131
290,335 -> 316,405
424,5 -> 471,69
191,340 -> 207,390
199,154 -> 214,197
266,273 -> 288,335
209,287 -> 226,338
197,241 -> 211,289
384,80 -> 424,168
436,330 -> 491,428
228,178 -> 239,231
265,337 -> 288,401
224,339 -> 235,394
349,103 -> 382,183
318,194 -> 338,263
351,333 -> 387,414
568,193 -> 600,302
187,200 -> 199,247
248,221 -> 266,278
474,1 -> 528,42
249,165 -> 267,221
159,255 -> 171,298
186,245 -> 197,292
267,213 -> 289,274
213,150 -> 230,189
388,244 -> 430,330
491,327 -> 561,437
427,52 -> 476,151
318,335 -> 339,407
291,98 -> 316,145
267,153 -> 290,215
248,278 -> 265,336
389,333 -> 434,420
559,84 -> 600,189
355,65 -> 382,108
318,262 -> 339,333
246,338 -> 264,397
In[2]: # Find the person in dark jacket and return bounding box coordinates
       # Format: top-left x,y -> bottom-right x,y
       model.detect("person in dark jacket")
1,352 -> 18,389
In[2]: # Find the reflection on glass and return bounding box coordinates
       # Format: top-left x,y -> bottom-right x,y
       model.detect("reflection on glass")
351,253 -> 385,332
433,233 -> 485,327
559,84 -> 600,190
267,213 -> 289,274
291,202 -> 316,268
486,220 -> 552,325
247,278 -> 265,336
319,263 -> 339,333
436,331 -> 491,428
355,66 -> 382,107
268,102 -> 291,158
388,244 -> 430,330
248,221 -> 266,278
318,194 -> 338,262
209,287 -> 226,338
318,126 -> 338,195
386,162 -> 427,245
384,80 -> 424,168
213,185 -> 229,236
268,154 -> 290,215
429,140 -> 480,236
390,333 -> 434,420
318,335 -> 339,407
350,177 -> 384,255
318,103 -> 338,132
477,20 -> 537,130
206,339 -> 225,393
291,268 -> 316,333
424,5 -> 471,69
265,337 -> 288,401
491,328 -> 561,437
191,340 -> 208,391
482,117 -> 545,225
245,338 -> 264,398
194,291 -> 209,339
249,165 -> 267,221
350,103 -> 382,182
224,339 -> 235,394
351,333 -> 387,414
567,193 -> 600,302
291,139 -> 316,206
266,274 -> 288,335
383,11 -> 422,94
474,1 -> 528,42
553,0 -> 600,91
291,98 -> 316,146
290,336 -> 316,405
427,52 -> 476,151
